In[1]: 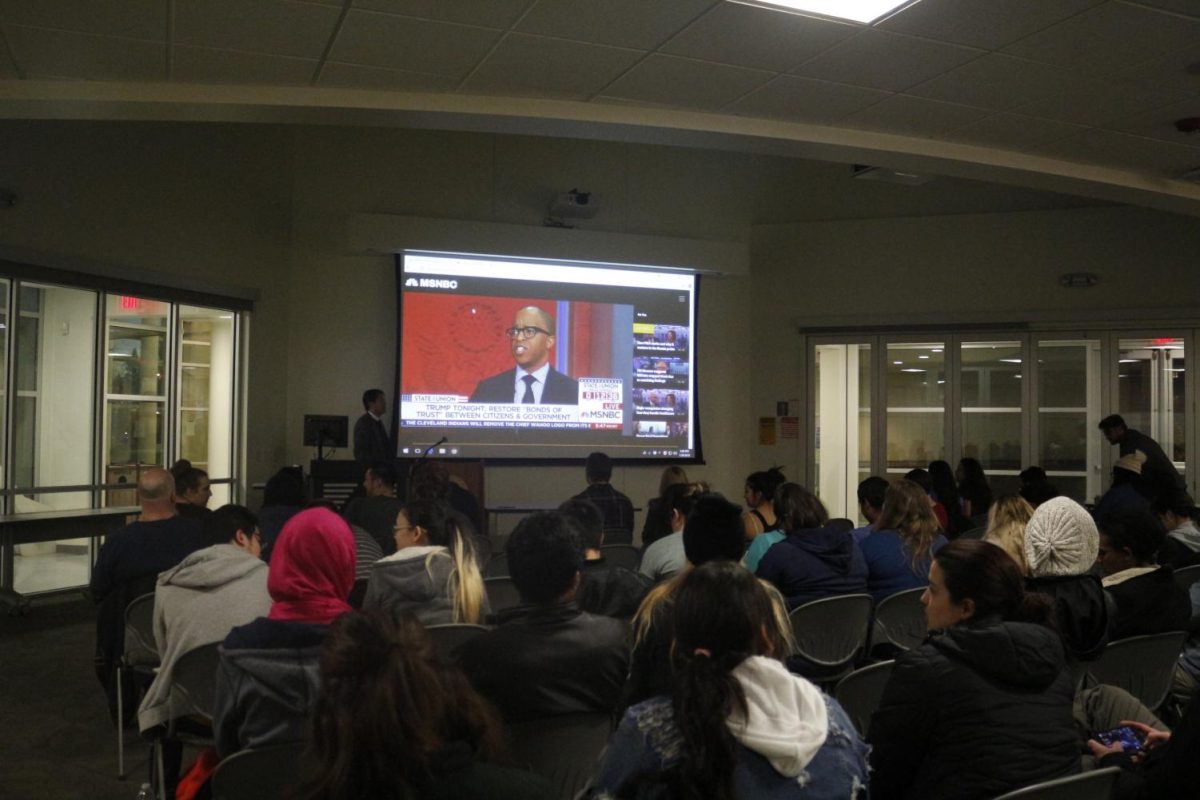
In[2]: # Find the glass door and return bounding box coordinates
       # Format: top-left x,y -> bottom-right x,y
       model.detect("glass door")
177,306 -> 237,507
814,342 -> 871,520
1115,335 -> 1186,489
1036,339 -> 1101,504
960,340 -> 1024,497
885,341 -> 946,478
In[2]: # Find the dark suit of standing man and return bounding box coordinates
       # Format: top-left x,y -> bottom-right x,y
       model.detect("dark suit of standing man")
353,389 -> 391,465
469,306 -> 580,404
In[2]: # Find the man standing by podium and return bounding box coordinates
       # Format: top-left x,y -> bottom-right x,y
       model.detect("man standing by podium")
354,389 -> 390,466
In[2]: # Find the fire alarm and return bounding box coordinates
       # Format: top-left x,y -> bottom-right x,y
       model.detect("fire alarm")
1175,118 -> 1200,134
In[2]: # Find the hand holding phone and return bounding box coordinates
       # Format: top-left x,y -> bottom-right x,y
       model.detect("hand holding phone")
1094,726 -> 1145,754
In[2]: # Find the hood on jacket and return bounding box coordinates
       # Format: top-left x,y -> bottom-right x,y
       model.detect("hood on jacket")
726,655 -> 829,777
370,546 -> 453,604
1169,520 -> 1200,552
785,526 -> 858,574
1026,573 -> 1109,662
158,543 -> 265,591
930,619 -> 1065,691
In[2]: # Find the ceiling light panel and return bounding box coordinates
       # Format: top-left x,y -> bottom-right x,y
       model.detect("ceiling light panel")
737,0 -> 916,24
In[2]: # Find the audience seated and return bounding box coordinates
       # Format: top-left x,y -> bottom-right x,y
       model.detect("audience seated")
755,485 -> 868,609
410,459 -> 484,541
624,492 -> 791,713
171,459 -> 213,521
849,476 -> 889,544
138,504 -> 270,793
743,482 -> 814,573
559,498 -> 651,619
928,460 -> 971,537
292,611 -> 552,800
257,467 -> 305,561
341,461 -> 404,555
982,494 -> 1035,574
905,468 -> 948,531
1018,465 -> 1060,508
1096,507 -> 1191,640
363,499 -> 486,626
1151,489 -> 1200,568
570,452 -> 634,541
588,561 -> 869,800
212,507 -> 354,757
740,466 -> 786,541
640,465 -> 688,549
459,511 -> 629,722
861,479 -> 948,602
638,482 -> 701,582
91,467 -> 203,723
1089,693 -> 1200,800
1093,453 -> 1153,519
868,540 -> 1079,800
956,457 -> 993,520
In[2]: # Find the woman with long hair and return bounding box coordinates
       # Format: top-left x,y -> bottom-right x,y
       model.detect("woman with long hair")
860,480 -> 948,602
983,494 -> 1035,574
868,540 -> 1078,800
641,465 -> 690,548
293,610 -> 550,800
957,457 -> 994,519
927,460 -> 970,537
741,466 -> 786,540
742,482 -> 826,573
590,561 -> 869,799
364,499 -> 486,625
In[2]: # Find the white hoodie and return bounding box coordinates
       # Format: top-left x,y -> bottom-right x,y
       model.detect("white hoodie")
726,655 -> 829,778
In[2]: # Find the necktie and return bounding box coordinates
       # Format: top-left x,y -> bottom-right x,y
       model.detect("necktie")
521,374 -> 537,404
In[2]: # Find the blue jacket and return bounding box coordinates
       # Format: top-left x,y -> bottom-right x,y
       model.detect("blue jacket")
755,525 -> 869,609
861,529 -> 948,603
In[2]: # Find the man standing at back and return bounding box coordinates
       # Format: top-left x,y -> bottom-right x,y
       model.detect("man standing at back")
571,452 -> 634,543
1098,414 -> 1183,502
353,389 -> 390,465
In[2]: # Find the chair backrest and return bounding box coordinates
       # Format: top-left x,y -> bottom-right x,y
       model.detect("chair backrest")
991,766 -> 1120,800
123,592 -> 159,667
833,660 -> 895,736
1174,563 -> 1200,594
485,552 -> 509,578
873,587 -> 927,651
507,713 -> 612,800
1089,631 -> 1188,711
210,742 -> 307,800
425,623 -> 490,664
598,544 -> 640,571
484,576 -> 522,616
959,525 -> 987,540
827,518 -> 855,534
788,594 -> 874,669
172,642 -> 222,720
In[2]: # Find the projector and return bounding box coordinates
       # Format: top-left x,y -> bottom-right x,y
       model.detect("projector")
549,189 -> 598,219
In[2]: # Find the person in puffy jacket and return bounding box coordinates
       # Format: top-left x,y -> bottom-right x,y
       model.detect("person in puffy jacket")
868,539 -> 1078,800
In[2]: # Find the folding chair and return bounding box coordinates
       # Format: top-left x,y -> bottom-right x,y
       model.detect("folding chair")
959,526 -> 987,540
788,593 -> 873,686
152,641 -> 222,800
210,742 -> 306,800
425,623 -> 490,664
991,766 -> 1119,799
507,712 -> 612,800
117,591 -> 159,778
1088,631 -> 1188,711
834,660 -> 895,736
1173,563 -> 1200,594
598,544 -> 640,571
873,587 -> 927,652
484,576 -> 522,617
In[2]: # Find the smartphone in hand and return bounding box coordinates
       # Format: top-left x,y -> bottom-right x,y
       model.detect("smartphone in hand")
1095,726 -> 1145,754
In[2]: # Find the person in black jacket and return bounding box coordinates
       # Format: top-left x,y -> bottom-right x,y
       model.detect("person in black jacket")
1088,692 -> 1200,800
1096,507 -> 1191,640
868,539 -> 1079,800
559,497 -> 651,619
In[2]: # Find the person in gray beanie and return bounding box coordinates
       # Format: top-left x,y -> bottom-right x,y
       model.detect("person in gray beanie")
1025,496 -> 1099,578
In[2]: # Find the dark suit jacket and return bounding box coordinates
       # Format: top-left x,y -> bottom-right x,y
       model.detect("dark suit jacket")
353,413 -> 390,463
469,367 -> 579,404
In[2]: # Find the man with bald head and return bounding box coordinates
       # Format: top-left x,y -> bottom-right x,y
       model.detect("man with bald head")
469,305 -> 580,404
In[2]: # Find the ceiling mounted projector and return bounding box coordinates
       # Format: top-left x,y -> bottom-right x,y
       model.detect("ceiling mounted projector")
549,189 -> 598,219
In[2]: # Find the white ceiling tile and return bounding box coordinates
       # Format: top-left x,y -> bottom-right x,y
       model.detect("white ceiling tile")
5,26 -> 164,81
661,2 -> 858,73
878,0 -> 1105,50
0,38 -> 17,77
353,0 -> 530,28
0,0 -> 166,40
1110,0 -> 1200,19
950,112 -> 1089,150
603,54 -> 773,110
172,45 -> 316,85
1015,74 -> 1193,127
1105,98 -> 1200,144
842,94 -> 992,137
729,75 -> 890,123
317,61 -> 460,92
461,33 -> 642,98
1034,128 -> 1200,175
1002,1 -> 1200,76
791,29 -> 983,93
517,0 -> 715,50
175,0 -> 341,59
908,54 -> 1077,112
1116,44 -> 1200,95
330,9 -> 502,77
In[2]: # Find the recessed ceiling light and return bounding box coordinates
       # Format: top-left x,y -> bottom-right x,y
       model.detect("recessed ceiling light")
901,368 -> 925,373
736,0 -> 918,24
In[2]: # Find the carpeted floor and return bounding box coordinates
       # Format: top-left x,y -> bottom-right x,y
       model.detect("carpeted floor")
0,594 -> 188,800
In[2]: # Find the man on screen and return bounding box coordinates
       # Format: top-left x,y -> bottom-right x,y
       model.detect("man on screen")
469,306 -> 579,404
